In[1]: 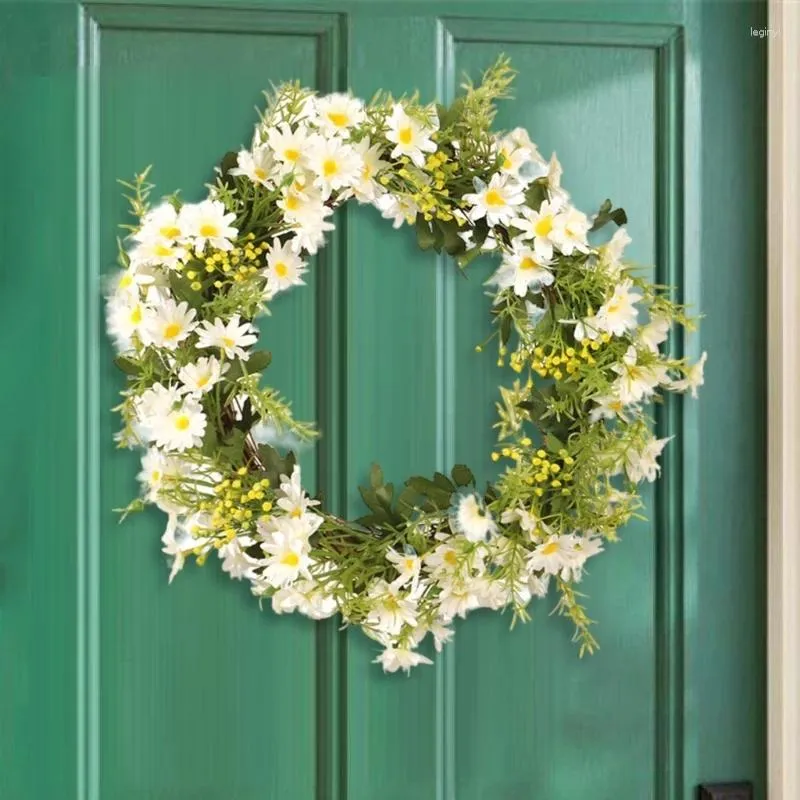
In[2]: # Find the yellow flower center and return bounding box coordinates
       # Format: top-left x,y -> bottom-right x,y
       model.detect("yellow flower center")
606,300 -> 621,314
404,558 -> 415,571
327,111 -> 348,127
501,150 -> 513,170
322,158 -> 339,177
534,216 -> 553,237
174,415 -> 190,431
159,225 -> 181,239
443,550 -> 458,566
154,243 -> 173,257
398,126 -> 413,145
284,148 -> 300,162
129,307 -> 142,325
484,189 -> 505,207
119,274 -> 133,289
163,322 -> 181,339
222,336 -> 235,348
284,194 -> 299,211
254,167 -> 266,180
542,541 -> 560,556
196,374 -> 210,388
519,256 -> 537,271
274,262 -> 289,278
199,223 -> 219,238
280,552 -> 300,567
290,507 -> 303,518
151,470 -> 161,483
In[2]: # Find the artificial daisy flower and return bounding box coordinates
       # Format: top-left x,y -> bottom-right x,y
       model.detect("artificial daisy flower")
463,173 -> 525,227
153,396 -> 207,452
595,279 -> 642,336
486,243 -> 554,297
423,538 -> 464,578
528,572 -> 551,598
265,123 -> 312,172
386,547 -> 421,589
500,504 -> 546,540
373,645 -> 433,674
600,227 -> 632,276
178,355 -> 228,395
622,435 -> 673,483
670,351 -> 708,398
351,137 -> 389,202
639,312 -> 671,352
179,199 -> 238,252
264,238 -> 307,293
141,298 -> 197,350
437,579 -> 481,622
306,135 -> 362,199
495,127 -> 544,182
385,103 -> 438,167
410,621 -> 454,653
218,537 -> 261,580
611,346 -> 668,404
314,92 -> 365,135
558,206 -> 591,255
449,491 -> 497,543
106,292 -> 148,352
135,382 -> 183,440
161,515 -> 211,583
230,145 -> 275,187
276,465 -> 321,520
526,534 -> 579,577
196,314 -> 258,360
365,579 -> 419,637
135,202 -> 185,244
287,203 -> 335,255
260,528 -> 312,588
129,237 -> 188,271
510,199 -> 565,260
137,448 -> 189,508
271,579 -> 338,619
375,192 -> 418,229
589,392 -> 631,423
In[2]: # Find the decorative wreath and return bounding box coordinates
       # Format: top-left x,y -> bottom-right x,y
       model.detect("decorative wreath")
107,59 -> 705,673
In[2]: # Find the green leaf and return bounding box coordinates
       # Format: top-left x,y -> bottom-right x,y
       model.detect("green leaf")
451,464 -> 475,487
433,471 -> 456,493
405,476 -> 452,509
246,350 -> 272,373
589,198 -> 628,232
167,271 -> 205,308
500,312 -> 512,346
545,432 -> 565,452
114,355 -> 141,376
435,218 -> 465,256
415,213 -> 439,251
524,180 -> 548,210
456,246 -> 482,269
369,463 -> 384,490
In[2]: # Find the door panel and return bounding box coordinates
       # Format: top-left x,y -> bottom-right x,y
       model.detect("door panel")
1,1 -> 766,798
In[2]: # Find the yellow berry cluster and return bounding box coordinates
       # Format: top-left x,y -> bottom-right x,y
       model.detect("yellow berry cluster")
196,466 -> 273,547
491,445 -> 575,497
530,335 -> 611,380
183,232 -> 266,291
380,153 -> 457,222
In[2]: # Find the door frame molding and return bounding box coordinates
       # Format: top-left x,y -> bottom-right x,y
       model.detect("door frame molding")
768,3 -> 799,799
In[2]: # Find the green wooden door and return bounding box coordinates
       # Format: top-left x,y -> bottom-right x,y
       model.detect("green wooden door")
1,0 -> 766,798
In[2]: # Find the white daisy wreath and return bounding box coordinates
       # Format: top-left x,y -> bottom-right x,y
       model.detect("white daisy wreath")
107,59 -> 705,673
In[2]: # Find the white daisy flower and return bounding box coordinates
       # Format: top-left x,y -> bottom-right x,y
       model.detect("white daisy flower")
449,492 -> 497,543
352,137 -> 389,203
277,182 -> 322,224
589,392 -> 631,423
611,346 -> 668,404
264,238 -> 307,293
510,199 -> 565,260
495,127 -> 544,182
141,298 -> 197,350
129,238 -> 188,271
276,465 -> 321,520
486,243 -> 554,297
314,92 -> 365,135
229,145 -> 275,187
161,514 -> 211,583
385,103 -> 438,167
306,135 -> 362,199
437,579 -> 481,622
386,548 -> 421,589
135,382 -> 183,438
595,279 -> 642,337
463,173 -> 525,227
259,528 -> 312,588
153,396 -> 207,452
670,351 -> 708,399
106,292 -> 148,352
288,205 -> 336,255
178,355 -> 228,395
528,572 -> 551,598
137,448 -> 189,508
559,206 -> 591,256
135,202 -> 184,244
373,645 -> 433,674
375,192 -> 419,229
600,227 -> 632,277
179,199 -> 238,252
265,123 -> 312,172
526,534 -> 579,577
365,579 -> 419,636
196,314 -> 258,360
500,504 -> 547,540
410,621 -> 454,653
622,435 -> 672,483
218,537 -> 261,580
639,312 -> 671,352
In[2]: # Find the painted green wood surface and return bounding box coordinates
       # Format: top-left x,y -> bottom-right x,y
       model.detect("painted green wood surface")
0,1 -> 766,798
